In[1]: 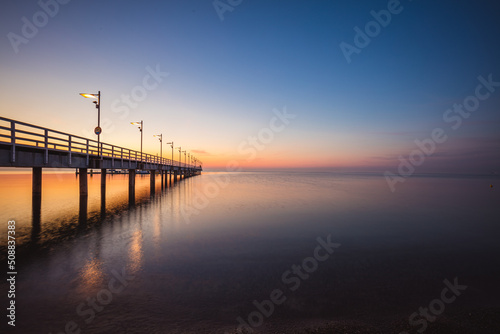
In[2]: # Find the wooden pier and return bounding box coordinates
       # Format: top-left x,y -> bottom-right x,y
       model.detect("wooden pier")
0,116 -> 202,217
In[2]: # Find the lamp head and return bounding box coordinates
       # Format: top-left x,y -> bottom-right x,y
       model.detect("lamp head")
130,121 -> 142,131
80,93 -> 99,99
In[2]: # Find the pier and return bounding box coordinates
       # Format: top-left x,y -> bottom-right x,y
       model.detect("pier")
0,116 -> 202,219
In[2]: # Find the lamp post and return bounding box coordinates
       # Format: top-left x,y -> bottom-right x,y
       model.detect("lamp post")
176,147 -> 181,167
183,151 -> 187,168
154,134 -> 162,163
131,121 -> 143,161
79,91 -> 101,157
166,141 -> 173,165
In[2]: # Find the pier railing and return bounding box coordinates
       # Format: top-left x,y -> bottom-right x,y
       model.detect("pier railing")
0,116 -> 197,168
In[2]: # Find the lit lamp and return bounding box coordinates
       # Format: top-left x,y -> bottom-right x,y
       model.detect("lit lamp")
166,141 -> 174,165
130,121 -> 143,161
176,147 -> 182,167
79,91 -> 101,157
153,134 -> 162,162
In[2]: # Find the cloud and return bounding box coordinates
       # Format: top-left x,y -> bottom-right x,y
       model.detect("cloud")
191,149 -> 209,155
376,135 -> 500,174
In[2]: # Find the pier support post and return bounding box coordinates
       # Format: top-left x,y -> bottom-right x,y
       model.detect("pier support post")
101,168 -> 106,216
79,168 -> 88,197
160,170 -> 164,190
101,168 -> 106,189
173,170 -> 178,183
32,167 -> 42,239
150,171 -> 156,196
78,168 -> 88,226
129,169 -> 136,205
32,167 -> 42,198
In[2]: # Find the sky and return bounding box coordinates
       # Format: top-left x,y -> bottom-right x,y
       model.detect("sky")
1,0 -> 499,173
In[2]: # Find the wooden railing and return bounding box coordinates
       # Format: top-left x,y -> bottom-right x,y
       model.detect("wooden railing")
0,116 -> 199,168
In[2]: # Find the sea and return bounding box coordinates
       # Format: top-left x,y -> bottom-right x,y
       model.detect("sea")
0,171 -> 499,333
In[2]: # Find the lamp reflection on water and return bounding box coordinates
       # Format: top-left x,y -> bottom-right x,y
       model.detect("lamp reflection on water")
75,254 -> 105,297
128,228 -> 144,275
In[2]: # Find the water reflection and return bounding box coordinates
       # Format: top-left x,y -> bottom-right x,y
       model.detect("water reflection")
128,220 -> 144,275
1,171 -> 500,333
152,196 -> 162,256
31,193 -> 41,243
0,171 -> 196,255
79,195 -> 88,228
78,256 -> 105,294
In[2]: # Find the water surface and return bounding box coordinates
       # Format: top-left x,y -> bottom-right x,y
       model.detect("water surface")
0,171 -> 499,333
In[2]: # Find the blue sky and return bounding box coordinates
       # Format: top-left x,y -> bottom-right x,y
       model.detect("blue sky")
1,0 -> 499,172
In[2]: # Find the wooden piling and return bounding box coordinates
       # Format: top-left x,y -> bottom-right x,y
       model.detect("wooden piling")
32,167 -> 42,240
101,168 -> 106,216
150,170 -> 156,195
79,168 -> 88,197
32,167 -> 42,198
129,169 -> 136,205
101,168 -> 106,189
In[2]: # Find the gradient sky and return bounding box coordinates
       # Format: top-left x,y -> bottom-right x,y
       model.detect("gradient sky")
1,0 -> 499,172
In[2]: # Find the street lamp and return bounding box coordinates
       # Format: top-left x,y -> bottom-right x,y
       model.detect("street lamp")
176,147 -> 182,167
130,121 -> 143,161
79,91 -> 101,157
166,141 -> 174,165
153,134 -> 162,163
183,151 -> 187,168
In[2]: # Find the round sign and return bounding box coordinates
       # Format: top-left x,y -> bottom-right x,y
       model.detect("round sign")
94,126 -> 102,135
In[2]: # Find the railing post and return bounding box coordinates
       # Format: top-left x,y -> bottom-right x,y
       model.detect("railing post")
44,129 -> 49,164
68,135 -> 72,165
86,139 -> 89,166
10,121 -> 16,162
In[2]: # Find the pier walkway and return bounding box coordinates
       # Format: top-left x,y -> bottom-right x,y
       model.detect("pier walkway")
0,116 -> 202,210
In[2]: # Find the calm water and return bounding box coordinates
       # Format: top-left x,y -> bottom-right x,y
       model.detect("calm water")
0,171 -> 499,333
